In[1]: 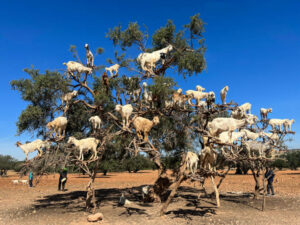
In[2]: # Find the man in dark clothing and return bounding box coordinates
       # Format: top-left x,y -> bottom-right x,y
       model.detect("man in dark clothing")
58,168 -> 68,191
265,167 -> 275,195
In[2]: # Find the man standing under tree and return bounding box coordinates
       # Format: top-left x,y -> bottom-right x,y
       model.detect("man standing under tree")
265,167 -> 275,195
29,171 -> 33,187
58,168 -> 68,191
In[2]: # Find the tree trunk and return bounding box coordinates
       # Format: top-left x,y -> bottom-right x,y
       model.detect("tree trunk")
86,163 -> 99,213
251,168 -> 260,199
210,176 -> 220,207
160,174 -> 185,216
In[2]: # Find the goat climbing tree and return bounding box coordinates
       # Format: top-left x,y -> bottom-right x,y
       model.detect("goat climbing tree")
11,13 -> 294,215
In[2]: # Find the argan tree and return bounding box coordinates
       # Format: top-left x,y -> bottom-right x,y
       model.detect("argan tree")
11,13 -> 294,216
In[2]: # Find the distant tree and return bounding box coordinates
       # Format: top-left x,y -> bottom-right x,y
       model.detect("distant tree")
285,151 -> 300,170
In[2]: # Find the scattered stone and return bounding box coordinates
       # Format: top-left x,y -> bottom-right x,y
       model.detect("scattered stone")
87,212 -> 104,222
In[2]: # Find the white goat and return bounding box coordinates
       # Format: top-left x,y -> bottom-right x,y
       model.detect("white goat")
164,100 -> 174,108
283,119 -> 295,132
133,116 -> 160,142
197,100 -> 207,109
231,108 -> 246,120
105,64 -> 120,77
20,180 -> 28,185
63,61 -> 93,78
199,146 -> 217,171
47,116 -> 68,138
261,131 -> 279,142
239,103 -> 251,114
260,108 -> 272,120
207,118 -> 249,137
89,116 -> 101,133
115,104 -> 133,128
84,43 -> 94,67
245,114 -> 258,128
16,139 -> 46,160
243,140 -> 274,158
12,180 -> 19,184
61,90 -> 78,106
196,85 -> 205,92
269,119 -> 286,131
206,91 -> 216,108
218,131 -> 246,144
137,45 -> 173,74
142,82 -> 153,104
173,88 -> 187,108
220,86 -> 229,104
185,90 -> 209,105
241,129 -> 261,140
67,136 -> 100,160
185,152 -> 199,174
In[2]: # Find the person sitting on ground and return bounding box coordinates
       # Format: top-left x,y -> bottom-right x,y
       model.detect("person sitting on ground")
265,167 -> 275,195
29,171 -> 33,187
58,168 -> 68,191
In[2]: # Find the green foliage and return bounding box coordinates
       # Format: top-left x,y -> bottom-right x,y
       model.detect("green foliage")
11,68 -> 69,136
272,159 -> 288,170
0,154 -> 19,170
107,22 -> 146,50
285,151 -> 300,170
152,20 -> 176,49
122,155 -> 154,173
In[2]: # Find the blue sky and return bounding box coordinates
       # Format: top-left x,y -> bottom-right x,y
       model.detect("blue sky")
1,0 -> 299,160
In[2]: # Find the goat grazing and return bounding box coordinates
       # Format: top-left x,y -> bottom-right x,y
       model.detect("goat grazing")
115,104 -> 133,128
133,116 -> 160,142
220,86 -> 229,104
47,116 -> 68,138
63,61 -> 93,78
185,152 -> 199,174
260,108 -> 272,120
12,180 -> 19,184
105,64 -> 120,77
89,116 -> 101,133
61,90 -> 78,106
84,43 -> 94,67
67,136 -> 100,160
20,180 -> 28,185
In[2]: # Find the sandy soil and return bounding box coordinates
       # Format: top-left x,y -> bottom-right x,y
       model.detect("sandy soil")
0,169 -> 299,225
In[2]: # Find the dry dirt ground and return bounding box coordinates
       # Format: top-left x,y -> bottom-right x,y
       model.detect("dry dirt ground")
0,170 -> 300,225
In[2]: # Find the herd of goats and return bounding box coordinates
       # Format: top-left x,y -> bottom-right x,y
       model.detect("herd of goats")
14,43 -> 295,214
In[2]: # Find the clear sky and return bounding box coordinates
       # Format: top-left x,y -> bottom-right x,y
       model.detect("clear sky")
1,0 -> 299,160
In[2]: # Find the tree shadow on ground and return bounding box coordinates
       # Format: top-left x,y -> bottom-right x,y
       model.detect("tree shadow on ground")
29,185 -> 263,218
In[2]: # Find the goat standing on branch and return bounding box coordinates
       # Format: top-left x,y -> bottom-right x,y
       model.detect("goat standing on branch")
137,45 -> 173,74
85,44 -> 94,67
67,136 -> 100,160
133,116 -> 160,142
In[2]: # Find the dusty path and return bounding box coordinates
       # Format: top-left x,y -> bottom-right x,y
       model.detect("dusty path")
0,170 -> 299,224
